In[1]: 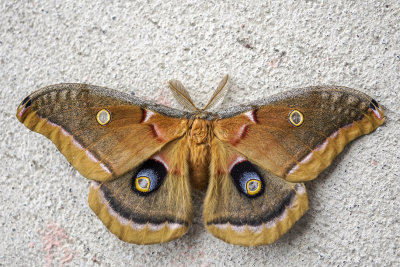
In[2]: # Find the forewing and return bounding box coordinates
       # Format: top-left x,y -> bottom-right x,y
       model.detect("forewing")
16,84 -> 189,181
214,86 -> 385,182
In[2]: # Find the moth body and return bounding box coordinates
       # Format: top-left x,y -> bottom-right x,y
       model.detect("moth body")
187,118 -> 213,190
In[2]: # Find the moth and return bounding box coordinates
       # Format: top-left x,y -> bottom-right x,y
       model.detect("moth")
16,75 -> 385,246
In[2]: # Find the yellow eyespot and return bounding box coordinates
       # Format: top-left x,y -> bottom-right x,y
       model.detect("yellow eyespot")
288,110 -> 304,126
246,179 -> 261,195
135,176 -> 151,192
96,109 -> 111,125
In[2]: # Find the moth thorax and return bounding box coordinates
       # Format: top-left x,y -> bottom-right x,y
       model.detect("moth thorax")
190,119 -> 212,144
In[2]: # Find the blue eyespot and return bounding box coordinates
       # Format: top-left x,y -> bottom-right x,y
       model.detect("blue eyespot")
230,160 -> 264,198
132,159 -> 167,195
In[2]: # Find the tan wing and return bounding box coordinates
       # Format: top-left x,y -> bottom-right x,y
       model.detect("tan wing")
204,138 -> 308,246
88,136 -> 192,244
16,84 -> 189,182
214,86 -> 385,182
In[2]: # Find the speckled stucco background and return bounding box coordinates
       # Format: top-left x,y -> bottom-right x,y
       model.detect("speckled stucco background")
1,1 -> 399,266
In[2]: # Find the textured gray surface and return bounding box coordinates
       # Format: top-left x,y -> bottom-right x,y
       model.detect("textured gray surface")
1,1 -> 399,266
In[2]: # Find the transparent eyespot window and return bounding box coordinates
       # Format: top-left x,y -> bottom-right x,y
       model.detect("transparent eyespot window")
135,177 -> 151,192
288,110 -> 304,126
246,179 -> 261,195
96,109 -> 111,125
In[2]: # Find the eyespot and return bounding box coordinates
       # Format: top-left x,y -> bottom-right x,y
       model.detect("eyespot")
230,160 -> 264,198
135,177 -> 151,192
132,159 -> 167,195
96,109 -> 111,125
246,179 -> 262,195
288,110 -> 304,126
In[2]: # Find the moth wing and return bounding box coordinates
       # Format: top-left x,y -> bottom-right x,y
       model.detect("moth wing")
204,139 -> 308,246
16,84 -> 189,182
89,136 -> 192,244
214,86 -> 385,182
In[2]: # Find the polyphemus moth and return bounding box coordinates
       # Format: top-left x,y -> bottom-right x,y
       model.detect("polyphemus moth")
16,75 -> 385,246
